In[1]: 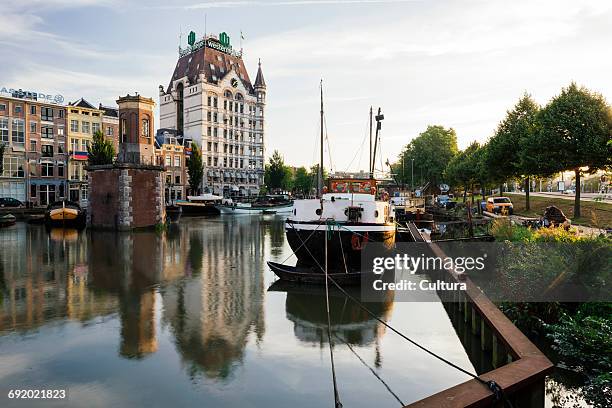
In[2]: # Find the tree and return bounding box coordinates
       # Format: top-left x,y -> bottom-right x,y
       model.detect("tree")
88,130 -> 115,165
445,142 -> 481,202
187,141 -> 204,195
396,125 -> 458,188
532,83 -> 612,218
293,166 -> 313,196
486,94 -> 540,209
264,150 -> 293,192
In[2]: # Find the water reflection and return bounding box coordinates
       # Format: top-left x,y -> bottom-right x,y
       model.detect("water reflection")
269,281 -> 393,347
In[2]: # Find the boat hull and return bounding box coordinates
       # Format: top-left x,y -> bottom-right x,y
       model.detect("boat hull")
166,205 -> 182,222
285,220 -> 395,272
267,261 -> 370,285
176,203 -> 220,216
0,214 -> 17,228
217,203 -> 293,215
44,201 -> 86,229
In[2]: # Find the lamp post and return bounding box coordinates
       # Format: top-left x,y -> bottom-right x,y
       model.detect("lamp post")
411,159 -> 414,191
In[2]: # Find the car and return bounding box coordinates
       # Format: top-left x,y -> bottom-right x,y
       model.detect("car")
0,197 -> 24,208
562,187 -> 576,195
486,196 -> 513,215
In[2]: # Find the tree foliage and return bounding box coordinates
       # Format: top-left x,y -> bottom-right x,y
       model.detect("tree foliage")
395,125 -> 458,188
264,150 -> 293,192
187,141 -> 204,195
532,83 -> 612,217
293,166 -> 313,195
88,130 -> 115,165
445,141 -> 483,201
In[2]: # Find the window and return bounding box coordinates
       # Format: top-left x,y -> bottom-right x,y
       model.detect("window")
39,184 -> 56,206
59,109 -> 64,119
207,127 -> 212,136
58,142 -> 65,154
29,122 -> 37,133
30,105 -> 36,115
207,142 -> 212,151
42,145 -> 54,157
142,119 -> 150,137
30,140 -> 36,152
57,127 -> 64,136
174,156 -> 180,167
41,126 -> 53,139
106,126 -> 113,136
166,174 -> 171,184
41,162 -> 53,176
0,103 -> 5,111
71,139 -> 79,152
175,175 -> 180,184
121,118 -> 127,142
207,111 -> 211,121
11,119 -> 24,145
0,118 -> 7,143
213,142 -> 218,152
207,96 -> 212,106
92,122 -> 101,134
165,155 -> 171,166
57,162 -> 64,177
213,97 -> 217,108
15,105 -> 22,114
207,156 -> 211,166
70,120 -> 78,132
41,107 -> 54,121
82,121 -> 90,133
2,156 -> 25,177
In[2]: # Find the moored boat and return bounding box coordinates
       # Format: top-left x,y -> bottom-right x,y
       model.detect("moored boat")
176,194 -> 222,216
216,195 -> 293,215
0,214 -> 17,228
45,200 -> 86,229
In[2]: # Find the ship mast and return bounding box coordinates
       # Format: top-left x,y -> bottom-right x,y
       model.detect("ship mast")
369,106 -> 373,179
318,80 -> 324,197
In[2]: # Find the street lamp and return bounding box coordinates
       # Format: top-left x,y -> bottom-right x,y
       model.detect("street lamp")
411,159 -> 414,191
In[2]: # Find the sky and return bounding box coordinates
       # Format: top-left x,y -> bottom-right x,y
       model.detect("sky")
2,0 -> 612,174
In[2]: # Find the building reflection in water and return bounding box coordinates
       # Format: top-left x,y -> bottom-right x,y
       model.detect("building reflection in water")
0,217 -> 266,381
161,217 -> 266,380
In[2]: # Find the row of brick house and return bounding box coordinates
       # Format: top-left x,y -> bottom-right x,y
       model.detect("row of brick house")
0,90 -> 188,207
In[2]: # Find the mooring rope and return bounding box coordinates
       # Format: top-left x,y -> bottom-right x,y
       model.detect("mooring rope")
289,221 -> 513,407
323,225 -> 343,408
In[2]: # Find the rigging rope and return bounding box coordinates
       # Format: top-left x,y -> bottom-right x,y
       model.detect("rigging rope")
289,221 -> 513,407
324,223 -> 343,408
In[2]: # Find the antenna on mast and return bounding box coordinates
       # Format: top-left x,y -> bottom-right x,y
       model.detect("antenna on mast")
318,79 -> 324,198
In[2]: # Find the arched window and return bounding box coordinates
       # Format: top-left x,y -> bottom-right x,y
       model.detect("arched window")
224,90 -> 232,98
142,117 -> 150,138
235,93 -> 243,101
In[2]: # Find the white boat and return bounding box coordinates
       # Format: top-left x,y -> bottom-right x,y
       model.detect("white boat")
216,201 -> 293,215
176,194 -> 223,215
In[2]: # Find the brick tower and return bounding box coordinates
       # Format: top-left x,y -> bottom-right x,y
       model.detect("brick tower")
117,94 -> 156,165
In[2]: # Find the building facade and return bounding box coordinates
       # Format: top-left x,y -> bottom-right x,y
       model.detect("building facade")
155,129 -> 187,203
159,31 -> 266,197
100,104 -> 119,153
1,91 -> 68,205
67,98 -> 103,204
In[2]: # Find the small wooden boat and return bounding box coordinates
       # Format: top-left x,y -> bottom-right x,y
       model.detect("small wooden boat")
45,201 -> 86,229
176,194 -> 222,216
166,204 -> 182,223
267,261 -> 377,286
0,214 -> 16,228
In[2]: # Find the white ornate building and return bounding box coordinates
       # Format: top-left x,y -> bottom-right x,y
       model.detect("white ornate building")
159,31 -> 266,197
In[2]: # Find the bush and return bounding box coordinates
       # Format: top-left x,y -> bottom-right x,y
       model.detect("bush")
490,218 -> 533,242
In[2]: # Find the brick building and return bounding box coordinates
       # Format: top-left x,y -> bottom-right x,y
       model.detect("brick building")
1,91 -> 67,205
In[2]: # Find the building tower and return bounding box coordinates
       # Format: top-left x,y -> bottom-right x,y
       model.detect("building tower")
158,31 -> 266,197
117,94 -> 156,165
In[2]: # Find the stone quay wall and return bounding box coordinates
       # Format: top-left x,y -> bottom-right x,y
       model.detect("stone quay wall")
87,163 -> 165,230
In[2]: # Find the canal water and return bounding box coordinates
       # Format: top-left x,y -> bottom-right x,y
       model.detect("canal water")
0,217 -> 519,407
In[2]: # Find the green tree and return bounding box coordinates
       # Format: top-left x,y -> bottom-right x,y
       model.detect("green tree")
187,141 -> 204,195
486,94 -> 540,209
293,166 -> 313,196
396,125 -> 458,188
88,130 -> 115,165
264,150 -> 293,192
445,141 -> 481,202
533,83 -> 612,218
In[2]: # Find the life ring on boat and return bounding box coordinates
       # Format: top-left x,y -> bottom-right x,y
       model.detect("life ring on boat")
351,232 -> 369,250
